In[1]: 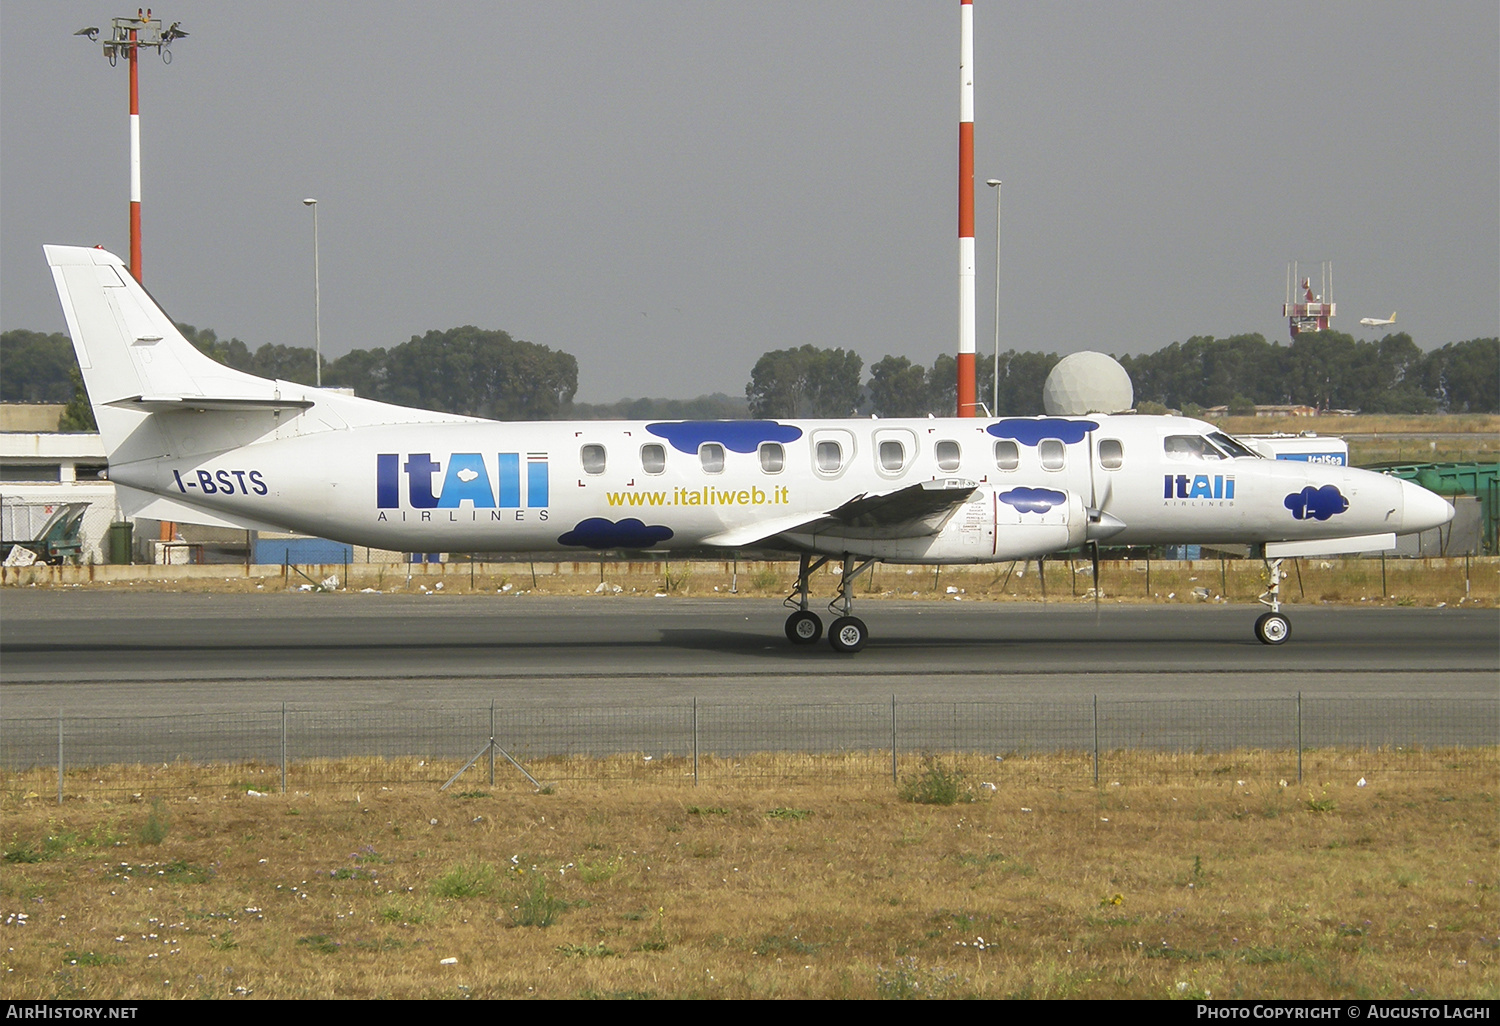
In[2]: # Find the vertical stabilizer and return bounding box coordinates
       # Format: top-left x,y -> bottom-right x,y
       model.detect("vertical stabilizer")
45,244 -> 283,461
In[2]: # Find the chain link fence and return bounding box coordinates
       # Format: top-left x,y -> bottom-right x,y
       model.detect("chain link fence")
2,695 -> 1495,799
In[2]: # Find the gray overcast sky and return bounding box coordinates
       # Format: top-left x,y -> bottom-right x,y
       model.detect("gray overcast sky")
3,2 -> 1496,403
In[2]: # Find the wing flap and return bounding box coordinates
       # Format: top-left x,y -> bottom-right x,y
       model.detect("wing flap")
699,479 -> 978,548
825,478 -> 978,536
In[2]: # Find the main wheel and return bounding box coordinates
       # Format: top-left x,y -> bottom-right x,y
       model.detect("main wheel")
1254,611 -> 1290,645
827,615 -> 868,653
785,610 -> 823,644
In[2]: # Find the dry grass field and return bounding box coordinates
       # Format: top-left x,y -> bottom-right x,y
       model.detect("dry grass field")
1208,414 -> 1500,465
3,556 -> 1496,609
3,751 -> 1495,1000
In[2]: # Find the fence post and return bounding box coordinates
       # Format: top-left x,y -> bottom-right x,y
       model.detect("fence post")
692,697 -> 699,787
1092,695 -> 1100,788
1296,692 -> 1303,785
890,695 -> 897,783
57,709 -> 64,806
489,701 -> 496,786
281,702 -> 288,794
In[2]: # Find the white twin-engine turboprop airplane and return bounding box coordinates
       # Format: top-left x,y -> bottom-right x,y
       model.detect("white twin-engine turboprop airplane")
47,244 -> 1454,651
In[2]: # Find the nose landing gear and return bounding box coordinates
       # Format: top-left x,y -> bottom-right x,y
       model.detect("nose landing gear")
1255,557 -> 1292,645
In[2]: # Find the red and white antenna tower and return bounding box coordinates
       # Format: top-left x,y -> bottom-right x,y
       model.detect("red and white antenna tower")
1283,260 -> 1335,339
956,0 -> 978,417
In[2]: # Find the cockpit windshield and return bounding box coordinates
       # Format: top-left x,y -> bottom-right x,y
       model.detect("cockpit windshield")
1208,432 -> 1261,459
1164,435 -> 1226,460
1164,432 -> 1261,461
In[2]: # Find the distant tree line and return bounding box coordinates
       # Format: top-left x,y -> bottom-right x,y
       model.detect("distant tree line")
3,324 -> 1495,428
748,332 -> 1496,419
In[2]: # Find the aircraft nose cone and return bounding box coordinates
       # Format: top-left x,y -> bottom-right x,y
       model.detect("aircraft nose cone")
1398,479 -> 1454,534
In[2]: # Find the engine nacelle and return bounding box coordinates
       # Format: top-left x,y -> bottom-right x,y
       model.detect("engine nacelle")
783,484 -> 1090,564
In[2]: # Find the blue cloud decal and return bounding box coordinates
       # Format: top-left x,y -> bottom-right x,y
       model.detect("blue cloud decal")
999,486 -> 1069,514
1285,485 -> 1349,521
647,420 -> 803,454
558,517 -> 674,549
986,418 -> 1099,446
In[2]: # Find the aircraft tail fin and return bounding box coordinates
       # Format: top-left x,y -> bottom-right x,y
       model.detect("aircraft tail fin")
46,245 -> 298,459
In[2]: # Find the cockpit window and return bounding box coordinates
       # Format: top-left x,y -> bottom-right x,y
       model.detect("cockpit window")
1208,432 -> 1260,459
1164,435 -> 1226,460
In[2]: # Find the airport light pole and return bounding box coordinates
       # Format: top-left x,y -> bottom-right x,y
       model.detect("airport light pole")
74,10 -> 187,285
987,179 -> 1002,417
303,199 -> 322,387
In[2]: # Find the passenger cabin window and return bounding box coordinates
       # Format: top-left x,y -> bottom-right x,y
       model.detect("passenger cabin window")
581,444 -> 607,475
699,443 -> 725,474
1038,438 -> 1066,471
935,440 -> 961,471
994,440 -> 1020,471
640,443 -> 666,475
816,440 -> 843,473
759,442 -> 785,473
1098,439 -> 1124,470
879,439 -> 906,472
1164,435 -> 1224,460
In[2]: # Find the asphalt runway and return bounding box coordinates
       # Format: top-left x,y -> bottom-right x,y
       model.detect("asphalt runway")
1,591 -> 1494,715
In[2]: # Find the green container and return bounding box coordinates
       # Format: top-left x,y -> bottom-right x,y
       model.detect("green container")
107,521 -> 133,565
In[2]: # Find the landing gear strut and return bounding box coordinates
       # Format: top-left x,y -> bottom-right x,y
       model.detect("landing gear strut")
1255,557 -> 1291,645
826,554 -> 877,654
783,553 -> 828,644
781,553 -> 878,652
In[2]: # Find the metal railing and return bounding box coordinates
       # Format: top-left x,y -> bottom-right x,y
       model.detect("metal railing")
3,695 -> 1494,800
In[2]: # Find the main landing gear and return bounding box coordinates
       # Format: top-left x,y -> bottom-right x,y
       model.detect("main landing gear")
782,553 -> 877,653
1254,557 -> 1291,645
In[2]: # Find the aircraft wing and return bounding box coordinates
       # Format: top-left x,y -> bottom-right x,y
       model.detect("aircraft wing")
701,478 -> 977,548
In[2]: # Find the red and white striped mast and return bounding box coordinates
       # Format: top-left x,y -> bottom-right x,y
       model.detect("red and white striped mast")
956,0 -> 978,417
76,10 -> 187,285
128,15 -> 142,282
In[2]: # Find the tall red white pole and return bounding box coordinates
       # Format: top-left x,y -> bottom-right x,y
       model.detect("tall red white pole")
957,0 -> 977,417
128,19 -> 142,283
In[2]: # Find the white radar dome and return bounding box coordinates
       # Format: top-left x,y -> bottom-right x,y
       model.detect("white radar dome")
1042,351 -> 1134,415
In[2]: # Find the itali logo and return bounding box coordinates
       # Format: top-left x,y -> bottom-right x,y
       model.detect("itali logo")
377,453 -> 549,509
1163,474 -> 1236,501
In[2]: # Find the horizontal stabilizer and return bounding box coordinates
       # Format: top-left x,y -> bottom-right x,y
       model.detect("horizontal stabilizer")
106,395 -> 316,413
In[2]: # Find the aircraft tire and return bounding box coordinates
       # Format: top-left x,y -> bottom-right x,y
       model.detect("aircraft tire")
1254,612 -> 1291,646
827,615 -> 868,654
785,611 -> 823,644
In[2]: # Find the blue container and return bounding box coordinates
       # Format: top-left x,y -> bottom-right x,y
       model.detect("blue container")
254,538 -> 354,565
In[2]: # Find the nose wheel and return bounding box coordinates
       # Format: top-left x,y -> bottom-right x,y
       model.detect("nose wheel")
1254,611 -> 1290,645
1254,557 -> 1291,645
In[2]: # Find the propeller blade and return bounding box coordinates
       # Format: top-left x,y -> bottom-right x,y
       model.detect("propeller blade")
1091,541 -> 1101,618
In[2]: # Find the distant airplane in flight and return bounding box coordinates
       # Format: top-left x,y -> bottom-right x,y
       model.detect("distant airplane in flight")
1359,312 -> 1397,328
